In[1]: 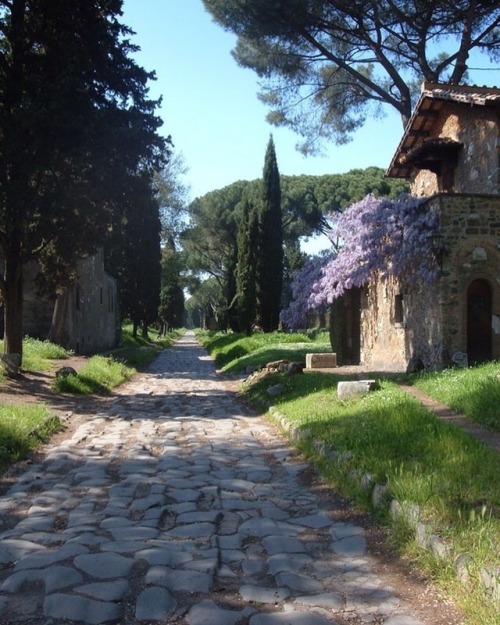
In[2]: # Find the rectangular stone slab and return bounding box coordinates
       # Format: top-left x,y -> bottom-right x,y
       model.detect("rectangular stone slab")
305,353 -> 337,368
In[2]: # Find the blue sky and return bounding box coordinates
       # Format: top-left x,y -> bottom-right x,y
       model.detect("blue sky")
121,1 -> 499,203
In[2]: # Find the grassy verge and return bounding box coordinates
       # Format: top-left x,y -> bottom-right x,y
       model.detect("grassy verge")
248,371 -> 499,625
0,337 -> 72,380
52,355 -> 134,394
0,404 -> 61,471
200,332 -> 499,625
53,327 -> 184,394
411,361 -> 500,431
196,329 -> 331,373
105,325 -> 184,370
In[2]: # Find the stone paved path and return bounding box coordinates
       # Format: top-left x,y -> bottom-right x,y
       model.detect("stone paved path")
0,332 -> 455,624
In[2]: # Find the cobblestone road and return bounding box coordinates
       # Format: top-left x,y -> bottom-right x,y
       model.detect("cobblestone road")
0,332 -> 460,624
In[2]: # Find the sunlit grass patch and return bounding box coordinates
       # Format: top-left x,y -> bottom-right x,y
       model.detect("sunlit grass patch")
412,361 -> 500,431
0,404 -> 61,470
0,337 -> 72,375
196,330 -> 331,372
52,355 -> 134,394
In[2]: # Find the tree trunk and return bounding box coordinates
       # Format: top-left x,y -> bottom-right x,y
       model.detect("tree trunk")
3,249 -> 24,360
49,290 -> 71,347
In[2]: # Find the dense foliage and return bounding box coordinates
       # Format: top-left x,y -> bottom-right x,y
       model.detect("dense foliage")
257,136 -> 283,331
203,0 -> 500,152
158,242 -> 185,331
0,0 -> 168,357
282,194 -> 439,329
106,174 -> 163,338
185,168 -> 407,328
236,197 -> 258,334
280,252 -> 332,330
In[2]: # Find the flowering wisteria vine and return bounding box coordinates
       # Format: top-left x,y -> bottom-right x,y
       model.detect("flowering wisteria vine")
281,193 -> 440,329
280,251 -> 333,329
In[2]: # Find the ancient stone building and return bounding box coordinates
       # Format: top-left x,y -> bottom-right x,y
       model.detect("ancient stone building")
358,83 -> 500,370
47,250 -> 121,355
3,249 -> 121,355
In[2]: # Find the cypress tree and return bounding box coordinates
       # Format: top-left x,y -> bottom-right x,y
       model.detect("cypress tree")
257,136 -> 283,332
236,197 -> 258,335
0,0 -> 167,359
226,244 -> 239,332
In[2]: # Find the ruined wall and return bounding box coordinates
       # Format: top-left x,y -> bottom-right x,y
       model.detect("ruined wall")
360,276 -> 444,371
50,250 -> 120,354
360,276 -> 408,370
432,194 -> 500,362
360,194 -> 500,370
18,250 -> 120,354
411,104 -> 500,197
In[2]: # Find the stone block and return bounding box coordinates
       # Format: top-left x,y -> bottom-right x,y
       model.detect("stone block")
0,354 -> 21,378
451,351 -> 468,368
337,380 -> 378,400
56,366 -> 77,378
481,566 -> 500,603
266,384 -> 285,397
305,353 -> 337,369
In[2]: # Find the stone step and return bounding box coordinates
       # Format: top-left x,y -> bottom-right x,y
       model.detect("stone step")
305,353 -> 337,369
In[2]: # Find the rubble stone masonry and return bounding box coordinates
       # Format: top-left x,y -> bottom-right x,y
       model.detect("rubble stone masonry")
360,194 -> 500,370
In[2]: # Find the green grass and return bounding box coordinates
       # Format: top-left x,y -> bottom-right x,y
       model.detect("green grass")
52,354 -> 135,394
412,361 -> 500,431
0,336 -> 72,376
0,404 -> 61,471
196,329 -> 331,372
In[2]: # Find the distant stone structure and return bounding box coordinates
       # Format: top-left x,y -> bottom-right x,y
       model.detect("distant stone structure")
2,249 -> 120,355
48,250 -> 121,355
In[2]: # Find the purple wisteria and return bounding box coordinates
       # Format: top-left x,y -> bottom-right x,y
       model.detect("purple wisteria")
280,251 -> 333,329
282,193 -> 440,329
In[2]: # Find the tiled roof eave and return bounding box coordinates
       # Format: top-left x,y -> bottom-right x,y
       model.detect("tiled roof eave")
386,82 -> 500,179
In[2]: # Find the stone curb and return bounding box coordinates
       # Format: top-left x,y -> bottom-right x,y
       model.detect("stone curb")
265,403 -> 500,610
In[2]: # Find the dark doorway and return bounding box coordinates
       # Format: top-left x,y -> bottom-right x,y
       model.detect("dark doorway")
329,288 -> 361,365
344,288 -> 361,364
467,279 -> 492,363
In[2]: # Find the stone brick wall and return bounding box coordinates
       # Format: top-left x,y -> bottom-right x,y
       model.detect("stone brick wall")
360,194 -> 500,370
16,250 -> 121,355
360,278 -> 445,371
411,103 -> 500,197
49,250 -> 120,354
360,277 -> 408,370
434,194 -> 500,363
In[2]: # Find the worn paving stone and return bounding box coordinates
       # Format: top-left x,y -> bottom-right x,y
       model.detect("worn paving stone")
146,566 -> 214,593
249,609 -> 339,625
75,580 -> 130,601
74,552 -> 134,579
186,599 -> 257,625
275,571 -> 324,593
44,593 -> 122,625
240,584 -> 291,603
135,586 -> 177,621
